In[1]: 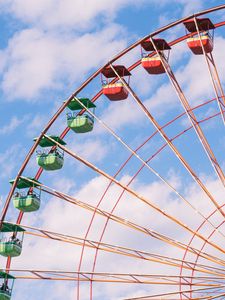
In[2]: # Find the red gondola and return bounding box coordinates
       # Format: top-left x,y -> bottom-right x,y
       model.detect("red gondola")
141,56 -> 165,74
183,18 -> 215,55
187,35 -> 213,55
102,82 -> 128,101
101,65 -> 131,101
141,38 -> 170,75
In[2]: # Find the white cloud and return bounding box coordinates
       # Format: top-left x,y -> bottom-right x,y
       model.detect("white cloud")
26,114 -> 49,137
97,96 -> 143,133
1,24 -> 127,100
179,0 -> 203,16
0,115 -> 28,135
154,0 -> 203,17
69,138 -> 109,164
0,144 -> 25,179
145,83 -> 179,116
1,29 -> 60,100
0,0 -> 147,30
0,49 -> 7,70
0,0 -> 211,107
0,0 -> 205,35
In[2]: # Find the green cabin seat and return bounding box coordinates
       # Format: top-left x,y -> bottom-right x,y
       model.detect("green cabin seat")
13,194 -> 40,212
37,152 -> 64,171
0,290 -> 11,300
67,115 -> 94,133
0,272 -> 15,300
0,241 -> 22,257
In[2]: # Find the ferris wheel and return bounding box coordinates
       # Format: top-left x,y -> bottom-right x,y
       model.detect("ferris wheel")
1,3 -> 225,300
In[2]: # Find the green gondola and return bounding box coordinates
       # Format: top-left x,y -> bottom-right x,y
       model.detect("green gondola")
66,97 -> 96,133
0,223 -> 25,258
34,135 -> 66,171
0,272 -> 15,300
13,193 -> 40,212
10,177 -> 41,212
0,242 -> 21,257
36,151 -> 64,171
67,114 -> 94,133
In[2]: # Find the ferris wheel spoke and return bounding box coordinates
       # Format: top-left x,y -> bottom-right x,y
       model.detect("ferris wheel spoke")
41,135 -> 225,260
85,106 -> 225,292
193,17 -> 225,126
72,97 -> 223,298
149,37 -> 225,187
13,222 -> 225,277
205,292 -> 225,299
109,64 -> 225,222
68,98 -> 225,247
1,269 -> 225,286
123,285 -> 225,300
12,177 -> 225,270
75,102 -> 224,297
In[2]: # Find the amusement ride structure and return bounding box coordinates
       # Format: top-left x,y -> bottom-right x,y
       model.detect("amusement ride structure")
1,4 -> 225,300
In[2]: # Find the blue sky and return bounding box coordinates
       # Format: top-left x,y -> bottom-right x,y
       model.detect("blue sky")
1,0 -> 225,299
